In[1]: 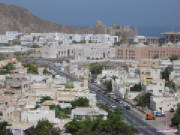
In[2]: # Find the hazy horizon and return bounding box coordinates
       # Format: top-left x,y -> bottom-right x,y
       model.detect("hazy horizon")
0,0 -> 179,36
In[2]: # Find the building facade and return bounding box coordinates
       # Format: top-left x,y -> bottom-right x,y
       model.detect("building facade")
115,45 -> 180,59
42,44 -> 116,60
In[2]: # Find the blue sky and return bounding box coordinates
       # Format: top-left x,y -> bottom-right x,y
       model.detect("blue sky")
0,0 -> 179,35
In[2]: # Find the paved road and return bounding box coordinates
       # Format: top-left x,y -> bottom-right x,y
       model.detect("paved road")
22,58 -> 165,135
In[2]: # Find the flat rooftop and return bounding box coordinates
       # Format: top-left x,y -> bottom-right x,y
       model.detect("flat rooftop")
161,32 -> 180,35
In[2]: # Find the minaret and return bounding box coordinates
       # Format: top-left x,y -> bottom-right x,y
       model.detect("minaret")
133,26 -> 138,36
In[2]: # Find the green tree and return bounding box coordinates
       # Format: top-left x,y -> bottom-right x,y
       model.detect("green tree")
52,74 -> 55,79
169,55 -> 179,61
0,63 -> 15,75
112,75 -> 117,81
25,64 -> 39,74
165,81 -> 175,89
50,105 -> 71,119
135,93 -> 153,108
171,104 -> 180,127
24,120 -> 61,135
130,83 -> 142,92
144,42 -> 149,45
154,54 -> 159,59
0,121 -> 13,135
31,44 -> 40,48
161,66 -> 173,81
43,69 -> 52,75
9,39 -> 21,45
89,63 -> 103,75
96,103 -> 110,113
5,63 -> 15,71
71,97 -> 89,108
103,80 -> 112,92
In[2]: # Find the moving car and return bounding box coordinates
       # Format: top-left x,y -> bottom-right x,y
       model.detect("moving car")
111,105 -> 117,108
125,105 -> 131,110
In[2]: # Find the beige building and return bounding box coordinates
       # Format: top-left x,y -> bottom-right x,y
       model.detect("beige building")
142,79 -> 165,96
21,109 -> 56,123
139,66 -> 161,84
116,44 -> 180,59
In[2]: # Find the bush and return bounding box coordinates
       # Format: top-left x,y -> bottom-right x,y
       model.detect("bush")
25,64 -> 39,74
65,82 -> 74,89
71,97 -> 89,108
0,121 -> 13,135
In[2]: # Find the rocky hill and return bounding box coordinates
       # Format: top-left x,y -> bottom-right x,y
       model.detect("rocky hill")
0,2 -> 137,37
0,3 -> 70,34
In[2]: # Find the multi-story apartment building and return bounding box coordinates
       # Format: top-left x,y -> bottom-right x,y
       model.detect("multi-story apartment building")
115,44 -> 180,60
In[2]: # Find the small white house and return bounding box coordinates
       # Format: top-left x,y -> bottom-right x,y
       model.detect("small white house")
71,107 -> 108,120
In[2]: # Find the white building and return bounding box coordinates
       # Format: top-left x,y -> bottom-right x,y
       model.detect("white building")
55,33 -> 118,46
42,43 -> 116,60
5,31 -> 21,41
150,95 -> 180,112
0,35 -> 9,44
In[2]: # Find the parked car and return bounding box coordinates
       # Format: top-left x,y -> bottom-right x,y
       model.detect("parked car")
125,105 -> 131,110
153,111 -> 166,117
146,113 -> 155,120
114,99 -> 119,102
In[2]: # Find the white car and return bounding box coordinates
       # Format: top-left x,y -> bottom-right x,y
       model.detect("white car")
119,101 -> 123,104
111,105 -> 117,108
